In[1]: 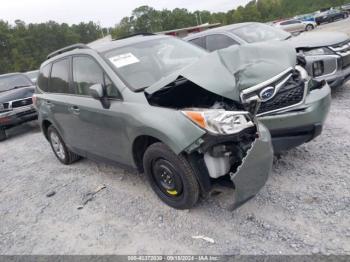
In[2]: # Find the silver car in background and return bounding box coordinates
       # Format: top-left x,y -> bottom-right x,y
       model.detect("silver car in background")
274,19 -> 317,33
185,22 -> 350,88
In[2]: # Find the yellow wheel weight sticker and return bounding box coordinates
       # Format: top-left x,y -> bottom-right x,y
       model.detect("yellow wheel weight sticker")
167,190 -> 178,195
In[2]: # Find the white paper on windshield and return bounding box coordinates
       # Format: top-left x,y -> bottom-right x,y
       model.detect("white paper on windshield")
109,53 -> 140,68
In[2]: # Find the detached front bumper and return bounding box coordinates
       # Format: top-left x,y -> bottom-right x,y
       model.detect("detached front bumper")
259,81 -> 331,153
230,123 -> 273,208
189,123 -> 273,209
0,105 -> 37,129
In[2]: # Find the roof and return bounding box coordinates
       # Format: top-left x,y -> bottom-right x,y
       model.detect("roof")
158,23 -> 221,35
43,34 -> 170,65
89,34 -> 169,53
184,22 -> 254,40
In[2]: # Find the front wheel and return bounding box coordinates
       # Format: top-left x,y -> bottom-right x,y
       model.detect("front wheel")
48,126 -> 80,165
143,142 -> 200,209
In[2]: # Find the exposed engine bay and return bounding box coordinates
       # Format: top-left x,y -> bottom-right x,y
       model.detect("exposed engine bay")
145,77 -> 242,111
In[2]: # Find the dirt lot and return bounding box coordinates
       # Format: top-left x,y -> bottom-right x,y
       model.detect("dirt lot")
1,19 -> 350,255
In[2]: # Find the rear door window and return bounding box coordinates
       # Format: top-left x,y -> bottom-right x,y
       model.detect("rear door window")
49,58 -> 70,94
205,34 -> 238,52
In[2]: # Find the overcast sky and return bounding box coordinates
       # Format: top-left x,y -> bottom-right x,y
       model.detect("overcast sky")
1,0 -> 250,27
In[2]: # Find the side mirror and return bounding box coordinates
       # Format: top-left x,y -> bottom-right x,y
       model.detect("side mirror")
89,84 -> 104,99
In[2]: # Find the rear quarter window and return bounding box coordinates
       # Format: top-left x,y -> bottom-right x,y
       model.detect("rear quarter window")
49,58 -> 71,94
37,64 -> 51,92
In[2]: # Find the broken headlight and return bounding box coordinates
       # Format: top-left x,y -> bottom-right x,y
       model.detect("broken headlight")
182,110 -> 254,135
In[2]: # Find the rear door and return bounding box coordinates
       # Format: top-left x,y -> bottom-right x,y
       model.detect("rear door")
43,57 -> 79,148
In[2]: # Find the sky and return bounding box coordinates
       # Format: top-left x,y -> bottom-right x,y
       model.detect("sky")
1,0 -> 251,27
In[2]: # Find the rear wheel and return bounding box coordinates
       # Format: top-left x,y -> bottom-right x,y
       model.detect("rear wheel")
48,126 -> 80,165
143,142 -> 200,209
0,129 -> 7,142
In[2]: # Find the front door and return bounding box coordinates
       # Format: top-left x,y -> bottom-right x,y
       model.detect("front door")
68,55 -> 128,164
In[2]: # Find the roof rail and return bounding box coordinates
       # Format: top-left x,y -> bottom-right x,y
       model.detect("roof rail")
47,43 -> 90,59
114,32 -> 156,41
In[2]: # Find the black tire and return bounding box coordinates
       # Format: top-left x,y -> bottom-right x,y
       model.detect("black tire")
0,128 -> 7,142
47,126 -> 80,165
143,142 -> 200,209
306,24 -> 314,31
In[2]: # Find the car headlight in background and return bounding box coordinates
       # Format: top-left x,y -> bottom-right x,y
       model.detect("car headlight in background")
303,47 -> 334,56
182,110 -> 254,135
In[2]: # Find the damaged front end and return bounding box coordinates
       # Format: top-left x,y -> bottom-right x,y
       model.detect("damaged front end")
145,77 -> 273,208
184,121 -> 273,209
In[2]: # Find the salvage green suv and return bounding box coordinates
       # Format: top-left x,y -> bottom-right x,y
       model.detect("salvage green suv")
35,35 -> 278,209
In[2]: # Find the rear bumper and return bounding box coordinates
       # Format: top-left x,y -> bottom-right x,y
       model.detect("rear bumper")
259,82 -> 331,152
0,105 -> 37,129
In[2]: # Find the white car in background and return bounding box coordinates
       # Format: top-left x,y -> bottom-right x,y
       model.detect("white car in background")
274,19 -> 317,34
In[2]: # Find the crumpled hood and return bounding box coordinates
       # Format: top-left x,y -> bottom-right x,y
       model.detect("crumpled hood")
287,31 -> 349,49
145,41 -> 296,102
0,86 -> 35,104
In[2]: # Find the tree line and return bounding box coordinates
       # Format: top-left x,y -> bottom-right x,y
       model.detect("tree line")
111,0 -> 350,38
0,20 -> 107,74
1,0 -> 350,75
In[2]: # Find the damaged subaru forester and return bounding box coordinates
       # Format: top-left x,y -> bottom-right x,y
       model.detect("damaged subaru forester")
35,34 -> 316,209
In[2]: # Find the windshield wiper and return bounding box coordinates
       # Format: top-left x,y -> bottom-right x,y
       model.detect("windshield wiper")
284,35 -> 293,40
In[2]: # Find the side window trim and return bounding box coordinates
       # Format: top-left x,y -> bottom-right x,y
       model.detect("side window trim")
71,54 -> 123,101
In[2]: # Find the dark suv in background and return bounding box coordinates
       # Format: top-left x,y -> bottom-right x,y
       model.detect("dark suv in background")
315,9 -> 349,25
0,73 -> 37,141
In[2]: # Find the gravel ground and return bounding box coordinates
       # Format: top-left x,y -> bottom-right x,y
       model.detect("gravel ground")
1,20 -> 350,255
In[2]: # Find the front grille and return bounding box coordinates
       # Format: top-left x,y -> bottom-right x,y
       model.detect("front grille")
257,84 -> 305,115
11,98 -> 33,108
241,69 -> 306,116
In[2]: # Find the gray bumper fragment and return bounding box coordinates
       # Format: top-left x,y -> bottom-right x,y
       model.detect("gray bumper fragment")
230,124 -> 273,208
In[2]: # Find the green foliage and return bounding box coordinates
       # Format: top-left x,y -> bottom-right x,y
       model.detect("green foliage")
2,0 -> 350,74
111,0 -> 350,38
0,21 -> 105,74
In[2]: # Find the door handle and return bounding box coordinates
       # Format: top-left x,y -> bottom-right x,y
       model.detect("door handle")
70,105 -> 80,114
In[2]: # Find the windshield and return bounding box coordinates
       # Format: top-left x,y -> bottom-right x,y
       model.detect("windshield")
231,23 -> 291,43
104,37 -> 207,91
0,74 -> 33,92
